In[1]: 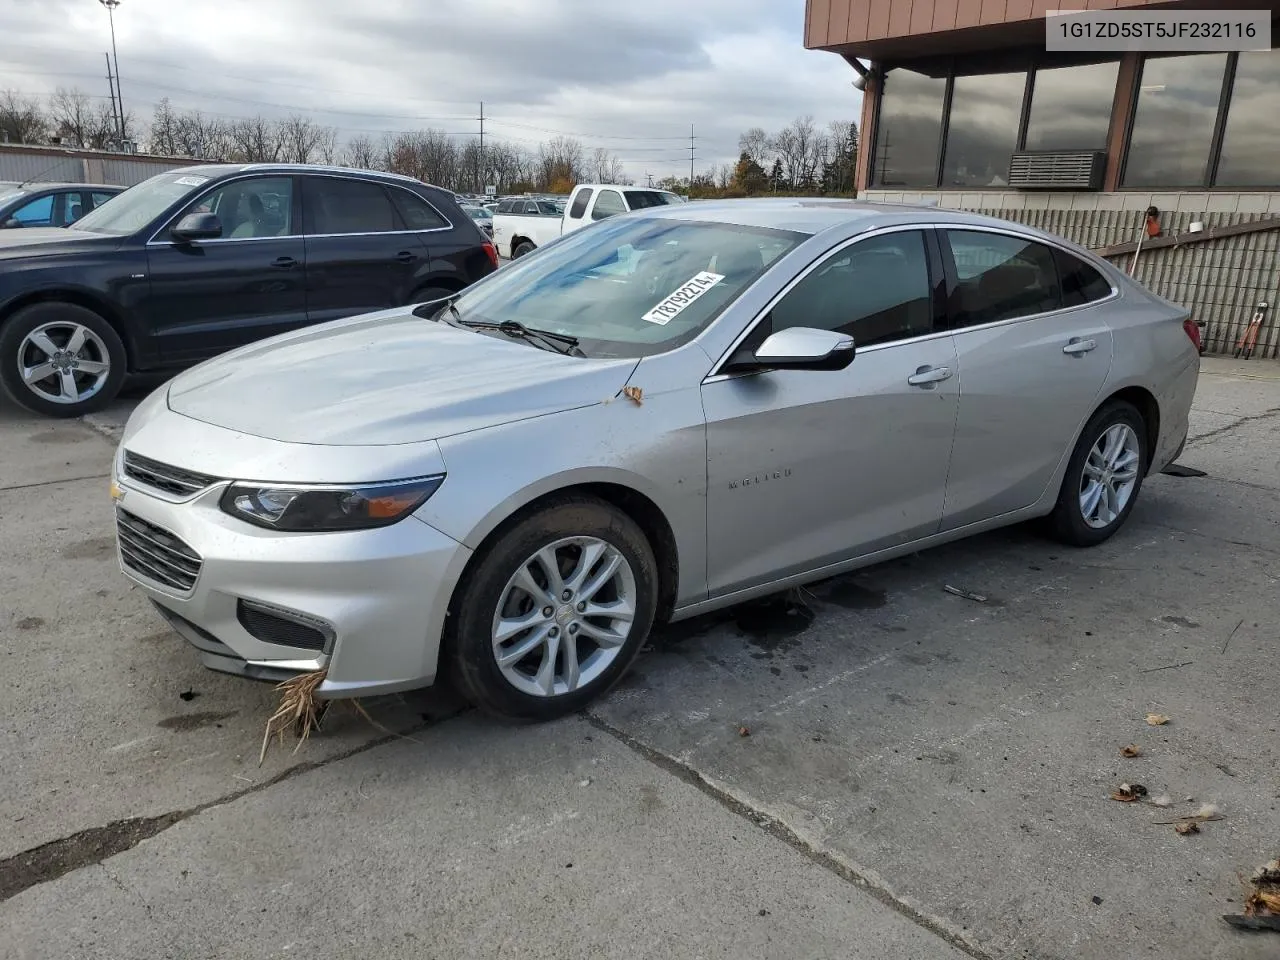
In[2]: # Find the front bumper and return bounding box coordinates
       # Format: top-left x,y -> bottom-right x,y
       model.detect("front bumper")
112,466 -> 471,699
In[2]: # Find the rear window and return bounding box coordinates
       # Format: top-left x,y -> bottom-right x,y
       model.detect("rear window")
1055,249 -> 1113,306
624,190 -> 684,209
392,189 -> 449,230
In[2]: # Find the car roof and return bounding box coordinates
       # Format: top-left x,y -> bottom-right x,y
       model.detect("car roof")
175,163 -> 426,187
0,181 -> 123,193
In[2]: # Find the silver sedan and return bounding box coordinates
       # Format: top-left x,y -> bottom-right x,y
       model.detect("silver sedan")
112,200 -> 1199,720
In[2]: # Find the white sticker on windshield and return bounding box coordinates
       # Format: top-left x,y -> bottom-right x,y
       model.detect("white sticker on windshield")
642,271 -> 725,325
174,175 -> 210,187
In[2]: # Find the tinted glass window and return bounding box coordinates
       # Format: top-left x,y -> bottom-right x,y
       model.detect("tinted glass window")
873,68 -> 947,188
943,70 -> 1027,188
74,170 -> 212,236
624,190 -> 683,209
90,191 -> 117,208
1024,59 -> 1120,151
392,190 -> 448,230
184,177 -> 293,238
592,189 -> 627,220
305,177 -> 396,234
1215,49 -> 1280,188
496,199 -> 513,213
520,201 -> 539,214
1124,53 -> 1228,187
1056,249 -> 1112,307
568,189 -> 592,218
945,231 -> 1062,327
447,218 -> 804,359
11,195 -> 53,226
771,231 -> 933,347
60,192 -> 86,226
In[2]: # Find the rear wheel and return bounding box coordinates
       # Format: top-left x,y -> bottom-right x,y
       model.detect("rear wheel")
1048,400 -> 1147,546
447,496 -> 658,721
513,241 -> 535,259
0,302 -> 126,417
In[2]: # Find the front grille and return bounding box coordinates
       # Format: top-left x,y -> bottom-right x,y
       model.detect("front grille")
116,509 -> 203,592
236,601 -> 331,652
123,451 -> 218,497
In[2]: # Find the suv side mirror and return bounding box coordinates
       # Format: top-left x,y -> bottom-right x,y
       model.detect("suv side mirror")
172,212 -> 223,242
752,327 -> 855,371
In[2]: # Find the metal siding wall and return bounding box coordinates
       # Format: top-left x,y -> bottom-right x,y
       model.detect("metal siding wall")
0,152 -> 193,187
0,153 -> 86,184
862,192 -> 1280,359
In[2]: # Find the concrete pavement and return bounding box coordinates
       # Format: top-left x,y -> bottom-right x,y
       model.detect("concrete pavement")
2,357 -> 1278,959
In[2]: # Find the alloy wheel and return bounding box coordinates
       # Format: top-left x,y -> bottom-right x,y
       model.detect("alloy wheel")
17,321 -> 112,405
1079,423 -> 1141,529
491,536 -> 637,698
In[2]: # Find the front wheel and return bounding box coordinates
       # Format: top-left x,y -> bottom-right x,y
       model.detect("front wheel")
512,241 -> 535,259
447,496 -> 658,721
0,302 -> 126,417
1048,400 -> 1147,546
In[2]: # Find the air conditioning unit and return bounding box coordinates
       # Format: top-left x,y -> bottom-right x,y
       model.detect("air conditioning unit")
1008,151 -> 1106,191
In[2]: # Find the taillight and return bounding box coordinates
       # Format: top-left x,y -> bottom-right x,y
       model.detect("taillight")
482,241 -> 498,270
1182,318 -> 1201,352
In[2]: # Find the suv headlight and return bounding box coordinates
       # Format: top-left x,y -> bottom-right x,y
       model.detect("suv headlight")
219,475 -> 445,532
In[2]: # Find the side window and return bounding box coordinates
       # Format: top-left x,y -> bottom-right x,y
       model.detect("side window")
90,191 -> 117,209
11,195 -> 53,226
391,190 -> 448,230
770,231 -> 933,347
181,177 -> 293,239
496,199 -> 513,214
592,189 -> 627,221
59,192 -> 87,226
1055,249 -> 1112,307
944,230 -> 1062,328
303,177 -> 397,235
568,189 -> 592,219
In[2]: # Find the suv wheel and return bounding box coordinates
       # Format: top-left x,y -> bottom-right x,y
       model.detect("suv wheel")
0,302 -> 126,417
447,496 -> 658,721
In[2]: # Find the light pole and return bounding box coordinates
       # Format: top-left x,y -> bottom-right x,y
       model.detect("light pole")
99,0 -> 125,142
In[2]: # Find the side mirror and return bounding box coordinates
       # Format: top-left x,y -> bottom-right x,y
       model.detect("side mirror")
752,327 -> 855,371
3,218 -> 23,229
172,212 -> 223,242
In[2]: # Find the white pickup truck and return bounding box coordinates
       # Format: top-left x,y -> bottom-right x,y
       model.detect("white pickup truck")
492,184 -> 684,259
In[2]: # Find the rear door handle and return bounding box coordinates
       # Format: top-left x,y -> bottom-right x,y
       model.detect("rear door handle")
395,250 -> 418,264
271,256 -> 298,269
907,365 -> 952,387
1063,338 -> 1097,355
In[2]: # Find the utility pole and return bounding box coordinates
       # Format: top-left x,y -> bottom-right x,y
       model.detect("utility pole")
99,0 -> 125,141
645,172 -> 653,188
478,100 -> 485,194
689,123 -> 695,187
103,52 -> 121,141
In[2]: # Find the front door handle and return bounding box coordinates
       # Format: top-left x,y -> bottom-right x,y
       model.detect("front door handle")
907,365 -> 952,387
1063,338 -> 1097,355
271,256 -> 298,269
395,250 -> 418,264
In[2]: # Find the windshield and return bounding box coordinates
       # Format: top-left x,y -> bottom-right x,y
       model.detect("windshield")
624,190 -> 684,209
73,171 -> 212,235
448,216 -> 805,358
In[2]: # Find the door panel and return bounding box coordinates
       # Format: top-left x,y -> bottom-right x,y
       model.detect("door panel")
939,229 -> 1115,530
302,176 -> 429,324
144,176 -> 306,362
703,338 -> 959,596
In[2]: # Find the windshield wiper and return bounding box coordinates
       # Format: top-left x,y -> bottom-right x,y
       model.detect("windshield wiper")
456,318 -> 584,357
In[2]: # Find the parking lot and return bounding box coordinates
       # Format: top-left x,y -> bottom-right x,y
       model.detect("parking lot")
2,356 -> 1278,960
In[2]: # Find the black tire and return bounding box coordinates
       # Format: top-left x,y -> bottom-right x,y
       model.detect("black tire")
513,241 -> 535,259
446,495 -> 658,721
0,302 -> 127,418
1047,400 -> 1147,547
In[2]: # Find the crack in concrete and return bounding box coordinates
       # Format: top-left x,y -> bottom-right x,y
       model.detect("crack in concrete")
1186,406 -> 1280,447
583,712 -> 995,960
0,709 -> 465,904
0,472 -> 111,493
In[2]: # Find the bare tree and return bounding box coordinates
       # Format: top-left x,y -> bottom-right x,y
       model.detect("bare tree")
342,134 -> 378,169
48,88 -> 96,147
174,110 -> 229,160
0,90 -> 47,144
538,135 -> 584,190
277,114 -> 336,164
738,127 -> 771,169
485,140 -> 530,192
715,162 -> 734,190
316,126 -> 339,164
227,115 -> 280,162
591,147 -> 626,184
772,115 -> 823,188
149,98 -> 181,154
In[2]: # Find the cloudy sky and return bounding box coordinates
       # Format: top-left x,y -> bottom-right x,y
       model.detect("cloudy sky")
1,0 -> 860,179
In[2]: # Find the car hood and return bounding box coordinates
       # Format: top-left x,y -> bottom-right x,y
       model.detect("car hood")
0,227 -> 120,260
166,309 -> 640,446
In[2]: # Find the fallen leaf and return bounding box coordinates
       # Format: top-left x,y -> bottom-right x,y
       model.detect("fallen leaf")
623,385 -> 643,406
1174,821 -> 1199,835
1120,744 -> 1142,758
1254,891 -> 1280,913
1110,782 -> 1148,802
1146,713 -> 1171,726
737,725 -> 751,738
1251,859 -> 1280,885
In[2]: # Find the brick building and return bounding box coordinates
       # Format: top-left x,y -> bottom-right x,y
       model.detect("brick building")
805,0 -> 1280,356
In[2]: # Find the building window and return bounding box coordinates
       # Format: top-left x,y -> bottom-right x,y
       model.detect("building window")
872,67 -> 947,188
942,70 -> 1027,188
1024,60 -> 1120,151
1215,49 -> 1280,188
1123,53 -> 1229,188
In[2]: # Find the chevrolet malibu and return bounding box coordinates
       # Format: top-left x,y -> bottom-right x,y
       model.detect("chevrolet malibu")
112,200 -> 1199,720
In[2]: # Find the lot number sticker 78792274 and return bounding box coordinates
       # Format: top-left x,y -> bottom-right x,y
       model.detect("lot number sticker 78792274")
642,271 -> 725,325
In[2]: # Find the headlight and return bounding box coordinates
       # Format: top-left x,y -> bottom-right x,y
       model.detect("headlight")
219,475 -> 445,532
